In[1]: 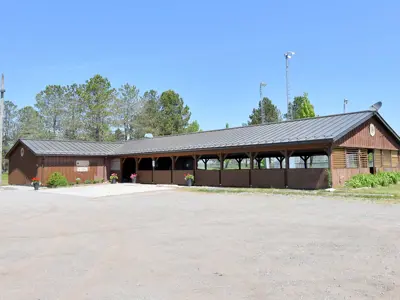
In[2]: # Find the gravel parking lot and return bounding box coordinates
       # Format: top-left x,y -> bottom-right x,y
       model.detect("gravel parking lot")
1,187 -> 399,299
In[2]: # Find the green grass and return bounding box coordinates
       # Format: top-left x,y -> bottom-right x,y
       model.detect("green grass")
184,184 -> 400,204
1,173 -> 8,186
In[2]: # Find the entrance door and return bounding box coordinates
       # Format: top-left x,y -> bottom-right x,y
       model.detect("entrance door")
122,158 -> 136,182
368,149 -> 374,174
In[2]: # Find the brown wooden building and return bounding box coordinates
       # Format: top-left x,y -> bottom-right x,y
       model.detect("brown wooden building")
6,110 -> 400,189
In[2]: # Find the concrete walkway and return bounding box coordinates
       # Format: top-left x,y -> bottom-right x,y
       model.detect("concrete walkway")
2,183 -> 176,198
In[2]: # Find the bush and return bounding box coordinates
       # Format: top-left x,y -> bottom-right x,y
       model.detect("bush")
84,179 -> 91,184
345,171 -> 400,188
47,172 -> 69,188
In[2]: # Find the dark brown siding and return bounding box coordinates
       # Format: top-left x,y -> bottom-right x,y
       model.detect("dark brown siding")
287,169 -> 329,189
40,156 -> 106,184
221,170 -> 250,187
251,169 -> 285,188
154,171 -> 171,184
336,117 -> 399,150
8,143 -> 38,185
195,170 -> 219,186
173,170 -> 192,185
137,171 -> 152,184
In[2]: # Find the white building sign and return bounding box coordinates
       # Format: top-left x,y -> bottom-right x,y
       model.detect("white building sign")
76,160 -> 90,167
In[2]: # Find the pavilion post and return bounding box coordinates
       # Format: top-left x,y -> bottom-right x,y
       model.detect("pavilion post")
247,152 -> 254,187
171,156 -> 175,183
192,155 -> 197,180
282,150 -> 292,188
219,153 -> 225,186
326,147 -> 333,187
151,157 -> 155,183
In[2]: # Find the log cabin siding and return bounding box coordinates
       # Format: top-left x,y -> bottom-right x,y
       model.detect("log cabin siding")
336,117 -> 399,150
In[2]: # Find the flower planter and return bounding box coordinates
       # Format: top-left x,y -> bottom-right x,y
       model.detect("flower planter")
33,182 -> 40,190
131,177 -> 137,184
111,178 -> 117,184
186,178 -> 193,187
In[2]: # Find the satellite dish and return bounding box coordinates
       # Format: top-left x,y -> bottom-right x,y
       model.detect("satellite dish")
369,101 -> 382,112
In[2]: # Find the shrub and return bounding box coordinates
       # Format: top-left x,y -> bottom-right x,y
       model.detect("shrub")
345,171 -> 400,188
84,179 -> 91,184
47,172 -> 68,188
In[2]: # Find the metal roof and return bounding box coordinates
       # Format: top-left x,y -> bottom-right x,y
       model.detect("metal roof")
115,111 -> 376,155
8,111 -> 397,158
19,139 -> 124,156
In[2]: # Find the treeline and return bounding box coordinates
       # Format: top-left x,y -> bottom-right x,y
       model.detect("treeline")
2,74 -> 200,157
247,92 -> 316,125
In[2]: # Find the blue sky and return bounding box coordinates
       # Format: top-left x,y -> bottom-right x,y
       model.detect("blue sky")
2,0 -> 399,133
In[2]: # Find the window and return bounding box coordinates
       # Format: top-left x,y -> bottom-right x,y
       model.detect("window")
345,149 -> 359,168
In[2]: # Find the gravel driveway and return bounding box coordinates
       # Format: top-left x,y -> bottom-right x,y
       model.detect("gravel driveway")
0,188 -> 399,299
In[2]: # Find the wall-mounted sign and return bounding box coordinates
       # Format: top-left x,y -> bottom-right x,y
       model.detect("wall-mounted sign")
111,158 -> 120,171
369,123 -> 376,137
76,160 -> 90,167
77,167 -> 89,172
20,148 -> 25,157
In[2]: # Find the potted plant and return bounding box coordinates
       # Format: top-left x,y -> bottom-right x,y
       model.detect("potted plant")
184,173 -> 194,187
110,173 -> 118,184
76,178 -> 81,185
130,173 -> 137,183
32,177 -> 40,190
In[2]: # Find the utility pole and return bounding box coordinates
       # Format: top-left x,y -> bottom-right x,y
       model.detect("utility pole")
260,82 -> 267,124
0,74 -> 5,185
284,51 -> 295,120
343,98 -> 349,113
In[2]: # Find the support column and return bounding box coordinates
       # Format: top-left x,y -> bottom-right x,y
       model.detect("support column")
201,158 -> 209,170
135,158 -> 139,173
151,157 -> 155,183
235,158 -> 243,170
171,156 -> 175,183
120,158 -> 126,183
219,153 -> 224,186
277,157 -> 284,169
192,155 -> 197,182
42,157 -> 45,183
281,150 -> 292,188
326,147 -> 333,187
300,156 -> 310,169
247,152 -> 254,187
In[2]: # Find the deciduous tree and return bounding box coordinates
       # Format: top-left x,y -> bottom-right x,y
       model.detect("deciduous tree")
287,92 -> 316,119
